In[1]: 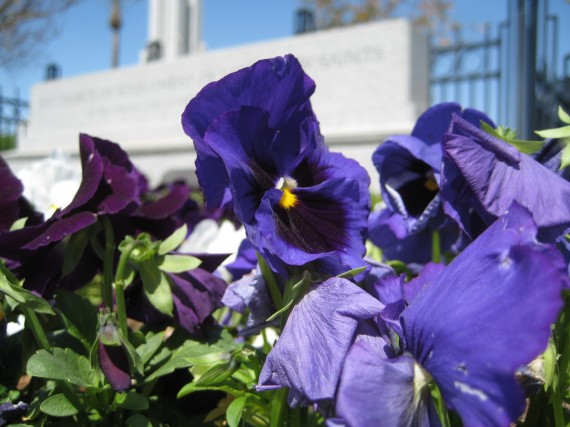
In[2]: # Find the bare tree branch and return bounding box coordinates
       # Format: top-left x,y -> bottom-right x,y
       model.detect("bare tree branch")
0,0 -> 82,70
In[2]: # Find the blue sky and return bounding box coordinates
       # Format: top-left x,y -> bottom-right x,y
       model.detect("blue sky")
1,0 -> 569,102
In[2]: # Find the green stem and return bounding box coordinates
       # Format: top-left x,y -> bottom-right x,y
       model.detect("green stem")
21,306 -> 51,350
269,388 -> 288,427
102,216 -> 115,310
114,281 -> 128,339
432,229 -> 441,264
114,240 -> 142,339
257,253 -> 283,310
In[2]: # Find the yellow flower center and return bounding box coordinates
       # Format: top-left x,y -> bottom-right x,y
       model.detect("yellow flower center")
280,188 -> 298,209
276,176 -> 298,210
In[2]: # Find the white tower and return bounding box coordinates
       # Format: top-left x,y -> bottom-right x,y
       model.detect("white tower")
146,0 -> 203,62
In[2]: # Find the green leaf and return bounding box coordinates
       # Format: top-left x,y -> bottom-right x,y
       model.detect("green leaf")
558,106 -> 570,124
136,331 -> 165,365
226,395 -> 249,427
55,290 -> 98,351
62,229 -> 90,276
126,413 -> 153,427
177,383 -> 244,399
560,143 -> 570,170
0,272 -> 54,315
40,393 -> 79,417
9,217 -> 28,231
535,126 -> 570,139
158,224 -> 188,255
114,391 -> 149,411
543,337 -> 558,390
193,361 -> 234,386
158,254 -> 201,273
336,266 -> 367,280
27,348 -> 99,388
146,335 -> 236,382
481,121 -> 544,154
139,261 -> 173,316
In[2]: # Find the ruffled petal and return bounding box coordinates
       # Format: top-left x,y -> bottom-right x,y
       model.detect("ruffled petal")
441,115 -> 570,241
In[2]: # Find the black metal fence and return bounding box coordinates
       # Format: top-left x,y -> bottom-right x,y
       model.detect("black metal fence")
0,87 -> 28,150
430,0 -> 570,136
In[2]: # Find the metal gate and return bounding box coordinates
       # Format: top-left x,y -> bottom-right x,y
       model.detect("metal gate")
430,0 -> 569,138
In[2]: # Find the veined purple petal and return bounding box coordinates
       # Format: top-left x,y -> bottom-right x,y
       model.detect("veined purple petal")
401,204 -> 566,425
255,177 -> 367,270
257,278 -> 384,405
441,115 -> 570,241
336,341 -> 440,427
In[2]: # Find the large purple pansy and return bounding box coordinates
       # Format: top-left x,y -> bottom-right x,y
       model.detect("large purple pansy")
200,104 -> 370,273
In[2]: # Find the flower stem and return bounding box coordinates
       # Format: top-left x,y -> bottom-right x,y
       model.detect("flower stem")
432,229 -> 441,264
269,387 -> 288,427
257,253 -> 283,310
21,306 -> 50,351
114,240 -> 141,339
102,216 -> 115,310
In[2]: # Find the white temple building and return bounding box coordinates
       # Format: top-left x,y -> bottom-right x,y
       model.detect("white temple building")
6,1 -> 430,191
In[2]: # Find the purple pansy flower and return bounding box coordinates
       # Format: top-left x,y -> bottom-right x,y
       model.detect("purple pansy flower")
369,103 -> 495,263
126,253 -> 228,336
256,277 -> 384,407
441,114 -> 570,242
183,55 -> 370,273
334,203 -> 566,426
182,54 -> 316,209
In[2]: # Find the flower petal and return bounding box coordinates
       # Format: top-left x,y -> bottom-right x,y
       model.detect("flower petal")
401,204 -> 566,425
441,115 -> 570,241
257,277 -> 384,405
336,341 -> 440,427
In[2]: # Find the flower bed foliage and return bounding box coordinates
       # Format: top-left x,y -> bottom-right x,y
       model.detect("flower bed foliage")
0,54 -> 569,426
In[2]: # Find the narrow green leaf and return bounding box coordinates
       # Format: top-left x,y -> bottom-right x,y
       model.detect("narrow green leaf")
158,224 -> 188,255
193,361 -> 234,386
560,143 -> 570,170
158,254 -> 201,273
558,106 -> 570,124
114,391 -> 149,411
27,348 -> 98,388
40,393 -> 79,417
9,217 -> 28,231
177,383 -> 244,399
543,338 -> 558,390
140,261 -> 173,316
226,395 -> 249,427
535,126 -> 570,139
336,266 -> 367,280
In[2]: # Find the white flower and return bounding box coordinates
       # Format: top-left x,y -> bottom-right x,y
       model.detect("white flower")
16,149 -> 81,218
